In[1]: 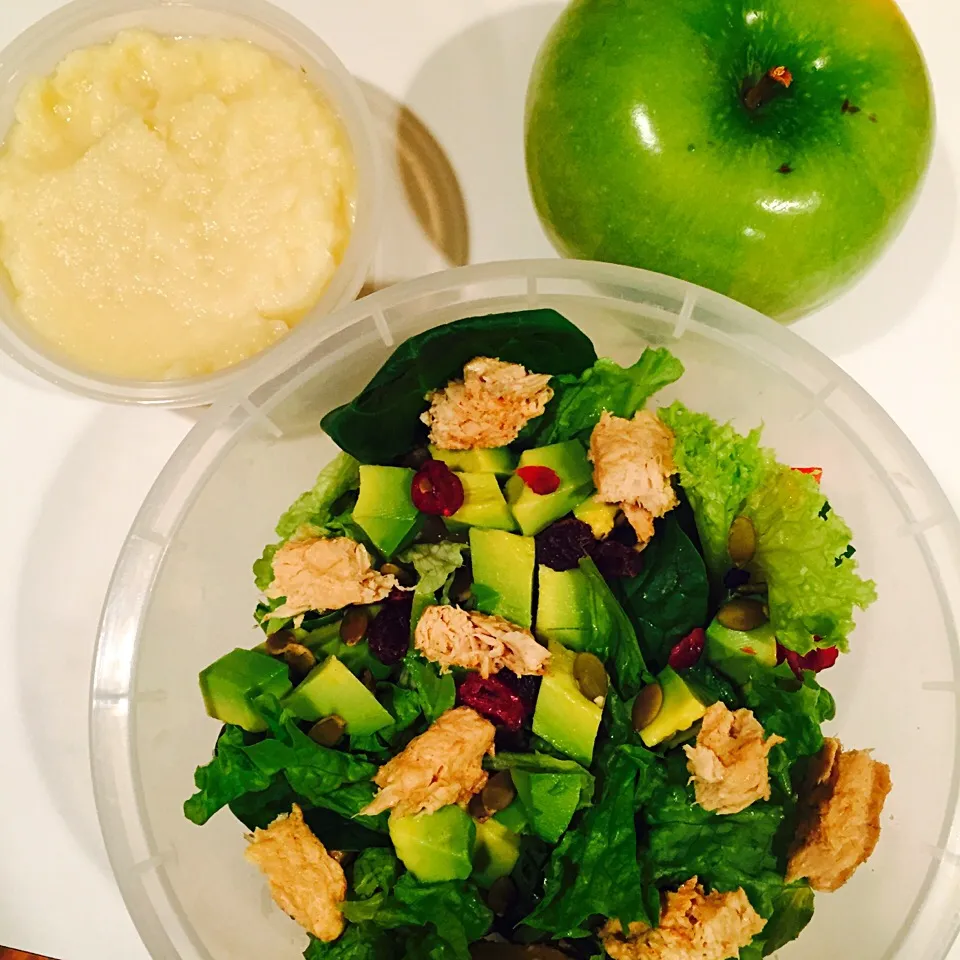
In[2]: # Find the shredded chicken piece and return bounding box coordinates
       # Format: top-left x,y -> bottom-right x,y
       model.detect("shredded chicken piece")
415,605 -> 550,678
266,537 -> 397,618
684,703 -> 784,815
244,804 -> 346,943
786,737 -> 892,892
361,707 -> 496,818
422,356 -> 553,450
600,878 -> 765,960
589,411 -> 679,545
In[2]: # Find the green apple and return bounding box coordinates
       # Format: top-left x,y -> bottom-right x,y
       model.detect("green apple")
526,0 -> 934,320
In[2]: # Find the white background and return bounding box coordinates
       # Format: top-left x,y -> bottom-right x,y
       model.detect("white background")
0,0 -> 957,957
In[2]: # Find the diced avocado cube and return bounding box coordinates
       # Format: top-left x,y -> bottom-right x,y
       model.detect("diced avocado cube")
511,770 -> 581,844
199,648 -> 292,733
281,655 -> 393,736
705,618 -> 778,685
505,441 -> 595,536
430,446 -> 517,477
472,816 -> 522,889
470,528 -> 536,627
492,799 -> 529,835
353,465 -> 424,557
573,496 -> 619,539
536,565 -> 612,651
446,473 -> 517,531
640,666 -> 709,748
389,805 -> 476,882
532,639 -> 603,765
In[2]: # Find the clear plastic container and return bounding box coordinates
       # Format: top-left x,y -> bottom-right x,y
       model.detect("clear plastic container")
92,260 -> 960,959
0,0 -> 381,406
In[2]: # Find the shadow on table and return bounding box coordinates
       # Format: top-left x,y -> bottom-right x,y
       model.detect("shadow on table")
794,140 -> 958,354
14,406 -> 187,869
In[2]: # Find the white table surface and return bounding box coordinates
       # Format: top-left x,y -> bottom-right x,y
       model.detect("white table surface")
0,0 -> 957,957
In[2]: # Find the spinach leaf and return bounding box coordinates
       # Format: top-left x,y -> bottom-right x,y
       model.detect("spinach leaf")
578,556 -> 650,698
184,726 -> 275,826
404,652 -> 456,723
304,926 -> 396,960
321,310 -> 597,464
530,349 -> 684,445
759,883 -> 816,955
351,682 -> 425,758
614,513 -> 708,669
523,745 -> 664,938
228,771 -> 297,829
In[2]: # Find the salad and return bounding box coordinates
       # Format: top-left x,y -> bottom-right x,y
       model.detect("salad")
184,310 -> 888,960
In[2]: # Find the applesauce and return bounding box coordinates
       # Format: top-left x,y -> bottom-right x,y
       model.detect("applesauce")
0,29 -> 356,380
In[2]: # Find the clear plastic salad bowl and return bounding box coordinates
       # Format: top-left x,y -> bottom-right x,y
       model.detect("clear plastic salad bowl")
92,260 -> 960,959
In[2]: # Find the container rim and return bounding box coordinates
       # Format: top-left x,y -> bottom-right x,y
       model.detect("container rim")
0,0 -> 383,406
91,258 -> 960,959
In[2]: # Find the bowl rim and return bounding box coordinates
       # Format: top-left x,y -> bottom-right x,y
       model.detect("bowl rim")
90,258 -> 960,959
0,0 -> 383,406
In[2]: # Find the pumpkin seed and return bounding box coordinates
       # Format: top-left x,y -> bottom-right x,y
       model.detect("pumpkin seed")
284,643 -> 316,677
717,597 -> 768,631
468,792 -> 491,822
573,652 -> 608,703
481,771 -> 516,814
485,876 -> 518,917
339,608 -> 370,646
727,516 -> 758,565
632,682 -> 664,732
265,630 -> 294,655
308,715 -> 346,747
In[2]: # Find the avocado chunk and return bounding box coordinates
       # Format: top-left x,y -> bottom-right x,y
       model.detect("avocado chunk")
532,639 -> 603,765
389,804 -> 476,882
639,666 -> 709,748
446,473 -> 517,531
430,446 -> 517,477
512,770 -> 582,844
492,799 -> 529,835
505,440 -> 595,536
536,565 -> 613,651
470,528 -> 536,627
281,655 -> 393,735
705,617 -> 778,685
199,648 -> 292,732
472,816 -> 522,888
353,465 -> 424,557
573,496 -> 619,539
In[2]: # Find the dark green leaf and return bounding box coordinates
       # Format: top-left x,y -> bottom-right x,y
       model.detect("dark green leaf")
304,926 -> 396,960
759,883 -> 815,955
321,310 -> 597,464
303,808 -> 391,852
352,849 -> 403,898
578,556 -> 650,698
404,653 -> 456,723
614,513 -> 709,670
228,772 -> 297,829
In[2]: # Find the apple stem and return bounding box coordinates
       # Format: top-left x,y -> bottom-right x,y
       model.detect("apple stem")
742,66 -> 793,111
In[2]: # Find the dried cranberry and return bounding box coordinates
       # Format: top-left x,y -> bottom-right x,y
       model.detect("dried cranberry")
516,465 -> 561,495
668,628 -> 705,670
792,466 -> 823,484
777,641 -> 839,679
411,460 -> 464,517
499,669 -> 541,710
367,600 -> 411,665
535,518 -> 596,571
591,539 -> 644,579
457,673 -> 528,731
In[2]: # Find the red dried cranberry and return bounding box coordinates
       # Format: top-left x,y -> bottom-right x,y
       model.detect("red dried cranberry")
591,539 -> 644,579
668,628 -> 705,670
516,465 -> 561,495
536,518 -> 596,571
367,602 -> 411,665
457,673 -> 528,731
777,641 -> 839,679
792,466 -> 823,484
498,669 -> 541,710
411,460 -> 464,517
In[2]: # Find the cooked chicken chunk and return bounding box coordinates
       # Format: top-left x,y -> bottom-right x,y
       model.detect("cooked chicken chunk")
361,707 -> 496,818
415,605 -> 550,678
244,804 -> 346,943
422,356 -> 553,450
786,737 -> 892,892
266,536 -> 398,618
589,411 -> 678,544
684,703 -> 785,815
600,878 -> 765,960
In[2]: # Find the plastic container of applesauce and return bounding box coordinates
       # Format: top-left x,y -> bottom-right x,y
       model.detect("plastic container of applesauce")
0,0 -> 381,406
92,260 -> 960,959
